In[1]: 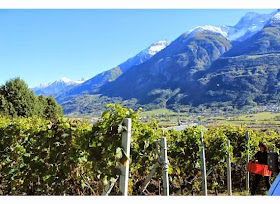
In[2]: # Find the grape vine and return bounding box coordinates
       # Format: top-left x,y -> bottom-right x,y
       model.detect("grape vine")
0,105 -> 279,195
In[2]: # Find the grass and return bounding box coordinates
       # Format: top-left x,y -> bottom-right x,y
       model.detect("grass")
141,108 -> 177,117
141,109 -> 280,130
215,112 -> 280,128
141,108 -> 195,125
237,112 -> 280,121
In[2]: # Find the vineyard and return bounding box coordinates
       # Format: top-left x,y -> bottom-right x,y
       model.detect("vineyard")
0,104 -> 280,195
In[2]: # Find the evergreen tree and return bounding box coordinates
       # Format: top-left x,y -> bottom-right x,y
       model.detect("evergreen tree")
0,95 -> 8,116
36,95 -> 48,116
0,78 -> 37,117
44,96 -> 63,119
0,78 -> 63,119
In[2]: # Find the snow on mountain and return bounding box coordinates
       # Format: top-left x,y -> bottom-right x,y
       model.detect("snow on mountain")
36,10 -> 280,103
57,77 -> 72,84
225,11 -> 276,41
187,25 -> 228,39
184,10 -> 278,42
118,40 -> 170,72
55,77 -> 86,85
144,40 -> 170,56
58,40 -> 171,97
36,82 -> 51,88
32,77 -> 87,97
269,10 -> 280,25
74,78 -> 88,84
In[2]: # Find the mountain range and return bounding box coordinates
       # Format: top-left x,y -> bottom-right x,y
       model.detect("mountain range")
32,77 -> 87,97
33,10 -> 280,114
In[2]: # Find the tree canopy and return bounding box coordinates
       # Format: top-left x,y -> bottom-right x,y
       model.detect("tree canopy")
0,78 -> 62,119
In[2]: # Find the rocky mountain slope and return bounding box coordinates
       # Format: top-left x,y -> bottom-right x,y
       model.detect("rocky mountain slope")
57,10 -> 280,114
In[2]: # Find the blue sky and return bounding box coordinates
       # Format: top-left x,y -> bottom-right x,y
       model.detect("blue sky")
0,9 -> 276,87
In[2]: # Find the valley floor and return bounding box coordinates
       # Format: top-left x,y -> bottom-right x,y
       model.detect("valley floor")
139,110 -> 280,131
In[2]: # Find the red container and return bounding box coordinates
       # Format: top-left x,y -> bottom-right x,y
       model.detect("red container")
248,161 -> 272,177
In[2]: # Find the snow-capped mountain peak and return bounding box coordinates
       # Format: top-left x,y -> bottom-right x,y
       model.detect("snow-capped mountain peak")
188,25 -> 228,38
32,77 -> 87,97
270,11 -> 280,24
58,77 -> 71,83
146,40 -> 170,56
182,10 -> 279,42
35,77 -> 86,89
118,40 -> 170,72
54,77 -> 86,85
225,11 -> 276,41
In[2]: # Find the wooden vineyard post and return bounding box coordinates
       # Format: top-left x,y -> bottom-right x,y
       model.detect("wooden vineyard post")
200,131 -> 207,196
161,137 -> 169,196
119,118 -> 131,196
227,140 -> 232,196
245,131 -> 250,192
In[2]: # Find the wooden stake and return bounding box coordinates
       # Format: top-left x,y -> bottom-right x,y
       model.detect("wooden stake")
245,131 -> 250,192
161,137 -> 169,196
200,131 -> 207,196
119,118 -> 131,196
227,140 -> 232,196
